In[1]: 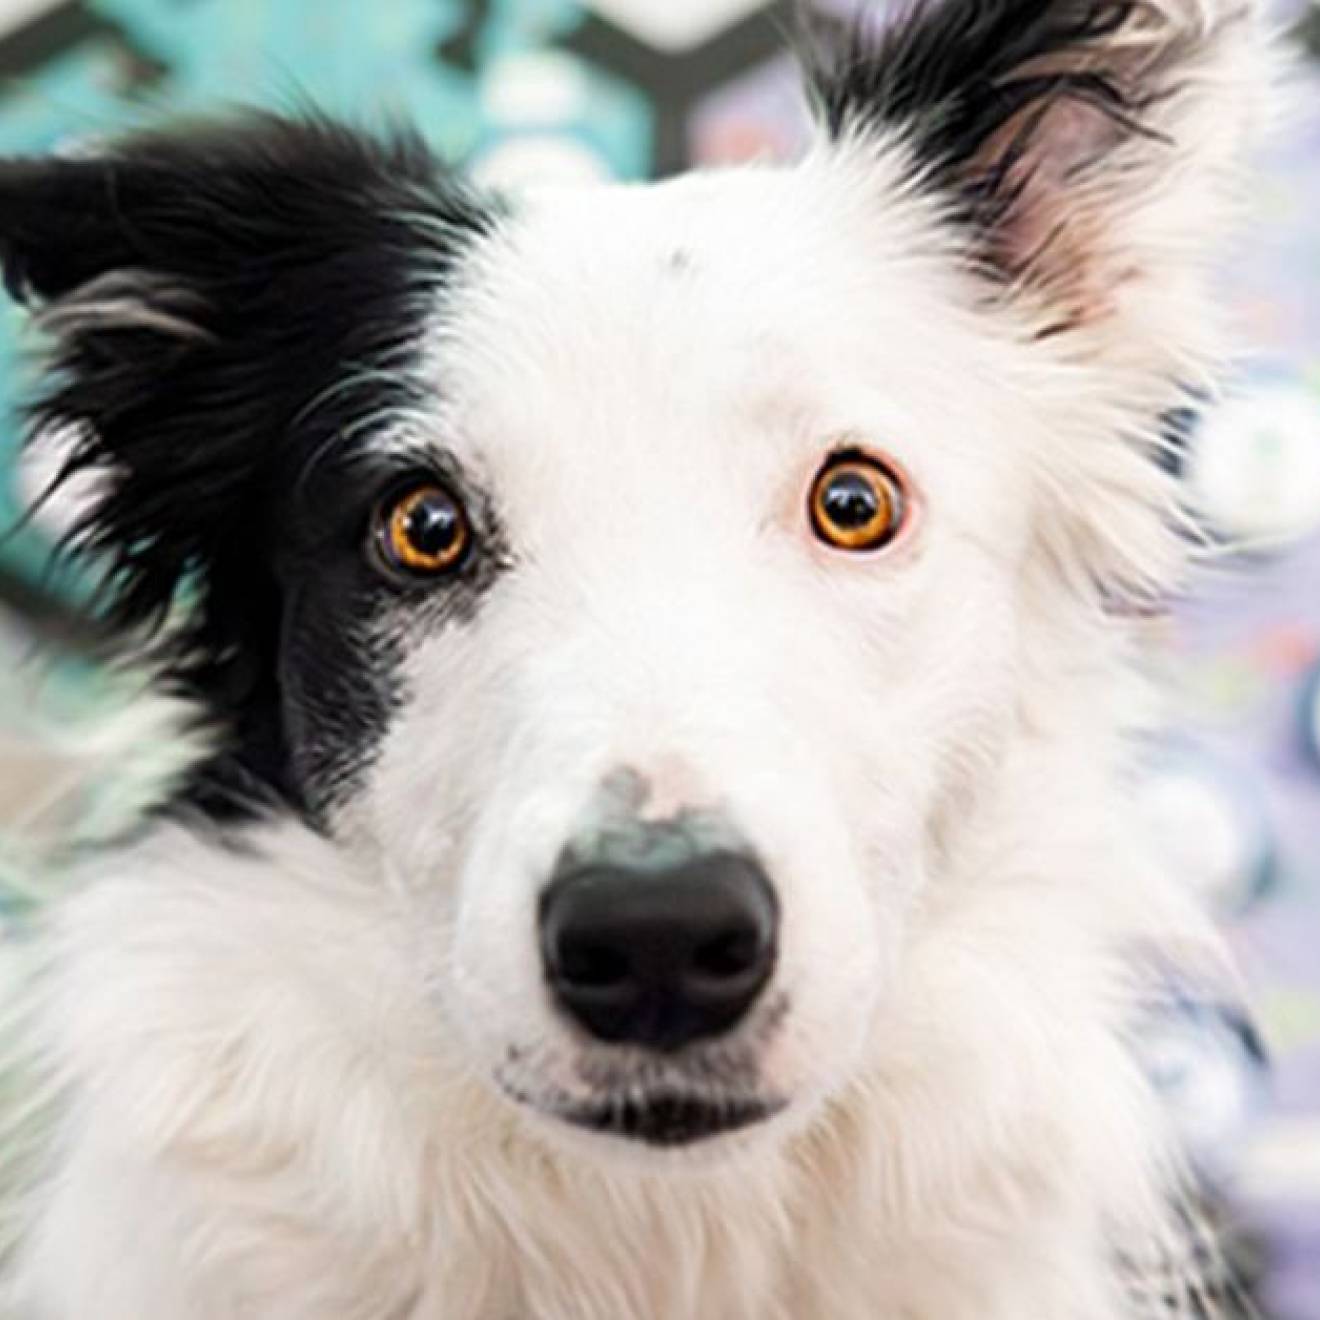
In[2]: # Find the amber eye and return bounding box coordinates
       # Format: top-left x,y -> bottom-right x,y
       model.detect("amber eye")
809,452 -> 907,552
374,482 -> 471,578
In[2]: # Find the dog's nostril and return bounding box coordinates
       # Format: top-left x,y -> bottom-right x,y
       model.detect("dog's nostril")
692,927 -> 763,980
559,943 -> 630,989
540,849 -> 778,1052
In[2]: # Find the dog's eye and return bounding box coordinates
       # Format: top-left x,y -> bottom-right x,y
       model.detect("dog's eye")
809,453 -> 907,553
373,482 -> 471,578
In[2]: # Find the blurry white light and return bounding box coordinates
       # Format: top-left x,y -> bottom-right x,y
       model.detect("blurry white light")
1135,762 -> 1268,912
585,0 -> 764,53
471,135 -> 612,190
480,52 -> 593,125
1186,379 -> 1320,548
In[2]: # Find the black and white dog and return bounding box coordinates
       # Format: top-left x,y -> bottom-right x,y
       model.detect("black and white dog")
0,2 -> 1273,1316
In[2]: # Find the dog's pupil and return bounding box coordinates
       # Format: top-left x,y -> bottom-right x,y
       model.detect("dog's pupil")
824,473 -> 880,529
408,495 -> 461,554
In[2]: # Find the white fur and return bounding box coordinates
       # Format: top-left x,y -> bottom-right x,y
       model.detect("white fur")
0,3 -> 1273,1314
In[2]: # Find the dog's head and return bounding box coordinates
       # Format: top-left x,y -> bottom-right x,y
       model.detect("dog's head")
0,1 -> 1264,1156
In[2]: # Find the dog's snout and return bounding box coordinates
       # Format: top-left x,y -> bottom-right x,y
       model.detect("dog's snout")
539,851 -> 778,1052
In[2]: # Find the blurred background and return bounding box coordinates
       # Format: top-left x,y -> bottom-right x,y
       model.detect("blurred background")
0,0 -> 1315,1313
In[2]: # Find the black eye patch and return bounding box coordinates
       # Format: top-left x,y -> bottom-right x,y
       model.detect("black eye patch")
269,445 -> 511,817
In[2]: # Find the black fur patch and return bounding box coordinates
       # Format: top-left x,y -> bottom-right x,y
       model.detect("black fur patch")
1118,1184 -> 1271,1318
802,1 -> 1152,231
0,114 -> 502,821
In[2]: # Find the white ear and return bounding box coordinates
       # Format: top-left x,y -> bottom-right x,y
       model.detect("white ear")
807,0 -> 1279,597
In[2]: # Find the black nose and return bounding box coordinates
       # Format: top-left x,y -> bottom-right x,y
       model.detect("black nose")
539,851 -> 778,1052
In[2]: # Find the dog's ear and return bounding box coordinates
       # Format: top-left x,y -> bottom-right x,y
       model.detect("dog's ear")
806,0 -> 1268,362
0,116 -> 493,809
805,1 -> 1272,595
0,114 -> 444,303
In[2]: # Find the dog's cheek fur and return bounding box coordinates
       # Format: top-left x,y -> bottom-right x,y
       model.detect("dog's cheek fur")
277,569 -> 406,816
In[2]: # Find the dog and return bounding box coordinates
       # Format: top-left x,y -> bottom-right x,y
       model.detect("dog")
0,1 -> 1275,1316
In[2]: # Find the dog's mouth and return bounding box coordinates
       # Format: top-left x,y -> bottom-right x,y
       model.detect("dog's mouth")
557,1091 -> 783,1147
500,1075 -> 784,1148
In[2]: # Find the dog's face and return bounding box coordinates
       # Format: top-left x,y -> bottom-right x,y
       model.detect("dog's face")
0,0 -> 1262,1157
356,163 -> 1030,1147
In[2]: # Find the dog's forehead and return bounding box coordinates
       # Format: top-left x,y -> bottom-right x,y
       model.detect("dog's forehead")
426,154 -> 972,477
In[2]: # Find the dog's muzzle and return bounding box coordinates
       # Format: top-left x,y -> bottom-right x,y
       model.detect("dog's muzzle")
500,800 -> 787,1148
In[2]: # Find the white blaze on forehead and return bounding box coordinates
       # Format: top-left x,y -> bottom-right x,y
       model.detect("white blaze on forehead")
413,149 -> 1031,570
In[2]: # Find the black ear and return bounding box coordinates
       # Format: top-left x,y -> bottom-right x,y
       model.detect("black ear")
805,0 -> 1267,341
0,113 -> 497,813
0,115 -> 444,304
0,155 -> 148,304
